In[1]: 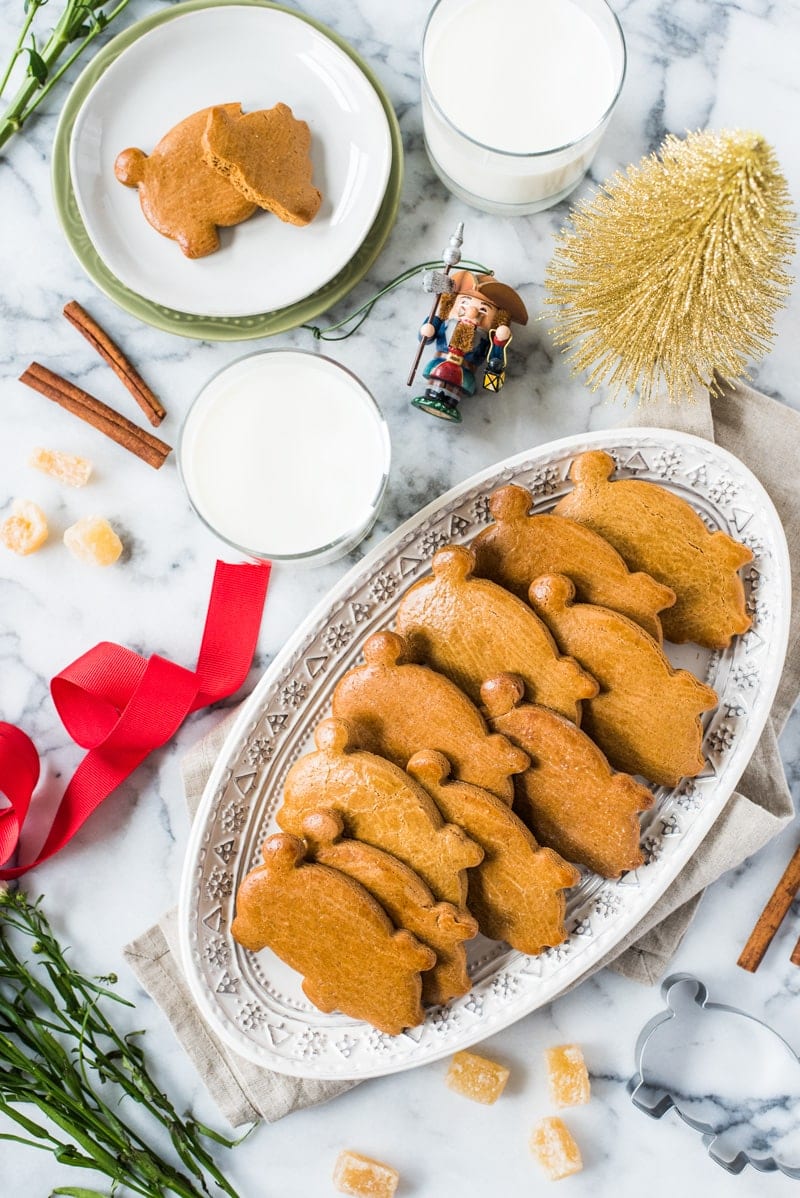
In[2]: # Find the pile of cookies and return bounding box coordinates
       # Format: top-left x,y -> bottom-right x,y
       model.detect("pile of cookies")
231,450 -> 753,1034
115,101 -> 322,258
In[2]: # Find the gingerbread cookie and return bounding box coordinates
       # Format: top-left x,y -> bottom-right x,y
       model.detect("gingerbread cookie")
395,544 -> 597,722
481,675 -> 654,877
553,450 -> 753,648
277,719 -> 483,905
115,104 -> 257,258
302,810 -> 477,1006
528,575 -> 717,786
472,483 -> 676,642
202,103 -> 321,226
407,752 -> 578,954
332,631 -> 529,802
231,834 -> 434,1034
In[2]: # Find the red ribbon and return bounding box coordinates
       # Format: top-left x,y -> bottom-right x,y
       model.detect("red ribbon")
0,560 -> 270,879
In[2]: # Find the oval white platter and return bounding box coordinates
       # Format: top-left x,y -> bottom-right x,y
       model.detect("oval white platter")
178,428 -> 790,1080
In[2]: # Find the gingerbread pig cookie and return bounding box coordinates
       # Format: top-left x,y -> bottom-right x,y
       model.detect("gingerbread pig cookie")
407,752 -> 579,954
302,811 -> 477,1006
114,104 -> 257,258
332,631 -> 529,802
202,103 -> 322,226
277,719 -> 483,905
472,483 -> 676,642
395,545 -> 597,723
481,675 -> 654,877
553,450 -> 753,649
231,833 -> 434,1034
528,575 -> 717,787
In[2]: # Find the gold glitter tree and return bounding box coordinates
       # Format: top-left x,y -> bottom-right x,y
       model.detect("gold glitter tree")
545,129 -> 795,404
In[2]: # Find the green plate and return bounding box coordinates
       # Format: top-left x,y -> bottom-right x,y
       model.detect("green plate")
52,0 -> 403,341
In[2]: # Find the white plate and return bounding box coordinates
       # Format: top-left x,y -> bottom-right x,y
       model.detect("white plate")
178,429 -> 791,1079
68,5 -> 392,318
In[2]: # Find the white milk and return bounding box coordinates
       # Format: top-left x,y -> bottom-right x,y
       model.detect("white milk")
180,352 -> 390,563
422,0 -> 625,212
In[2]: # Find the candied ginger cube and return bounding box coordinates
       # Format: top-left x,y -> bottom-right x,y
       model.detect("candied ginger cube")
63,516 -> 122,566
0,499 -> 48,555
530,1116 -> 583,1180
29,446 -> 92,487
446,1049 -> 510,1104
333,1150 -> 399,1197
546,1044 -> 590,1108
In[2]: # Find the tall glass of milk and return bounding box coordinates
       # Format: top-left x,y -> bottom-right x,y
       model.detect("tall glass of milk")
422,0 -> 626,214
179,351 -> 390,566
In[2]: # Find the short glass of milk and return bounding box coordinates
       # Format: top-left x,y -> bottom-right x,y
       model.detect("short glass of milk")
421,0 -> 626,214
179,351 -> 391,566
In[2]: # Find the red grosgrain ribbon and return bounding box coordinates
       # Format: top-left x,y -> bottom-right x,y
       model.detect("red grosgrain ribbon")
0,560 -> 270,879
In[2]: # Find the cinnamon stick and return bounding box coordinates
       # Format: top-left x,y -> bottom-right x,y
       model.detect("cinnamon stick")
19,363 -> 172,470
737,843 -> 800,972
790,933 -> 800,967
63,300 -> 166,427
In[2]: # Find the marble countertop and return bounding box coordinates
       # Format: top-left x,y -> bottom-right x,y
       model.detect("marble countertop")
1,0 -> 799,1193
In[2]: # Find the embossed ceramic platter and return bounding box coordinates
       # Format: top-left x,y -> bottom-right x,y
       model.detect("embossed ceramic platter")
179,429 -> 791,1079
68,3 -> 392,318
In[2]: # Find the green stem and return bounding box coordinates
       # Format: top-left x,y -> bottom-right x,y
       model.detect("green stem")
0,0 -> 42,99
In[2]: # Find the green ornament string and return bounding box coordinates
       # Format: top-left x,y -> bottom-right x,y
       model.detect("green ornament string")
302,258 -> 494,341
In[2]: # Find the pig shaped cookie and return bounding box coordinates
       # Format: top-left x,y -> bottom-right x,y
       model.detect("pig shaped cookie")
332,630 -> 529,802
472,483 -> 676,642
231,833 -> 434,1034
277,718 -> 483,905
395,544 -> 597,723
481,674 -> 654,878
553,450 -> 752,649
115,104 -> 257,258
528,575 -> 718,787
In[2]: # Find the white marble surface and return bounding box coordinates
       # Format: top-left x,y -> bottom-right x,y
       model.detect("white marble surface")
1,0 -> 799,1193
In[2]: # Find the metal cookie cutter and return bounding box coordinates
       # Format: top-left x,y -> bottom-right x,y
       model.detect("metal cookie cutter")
628,973 -> 800,1179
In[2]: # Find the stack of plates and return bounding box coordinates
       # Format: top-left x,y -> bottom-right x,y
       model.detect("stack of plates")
53,0 -> 403,340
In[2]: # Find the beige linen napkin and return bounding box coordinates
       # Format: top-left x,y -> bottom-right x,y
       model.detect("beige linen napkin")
124,378 -> 798,1127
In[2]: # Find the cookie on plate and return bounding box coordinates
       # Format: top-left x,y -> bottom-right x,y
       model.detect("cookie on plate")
553,450 -> 753,649
332,630 -> 529,802
407,751 -> 579,955
481,674 -> 654,877
231,833 -> 435,1034
202,102 -> 322,226
528,575 -> 718,786
471,483 -> 675,642
302,810 -> 477,1006
395,545 -> 597,723
278,718 -> 483,906
114,103 -> 257,258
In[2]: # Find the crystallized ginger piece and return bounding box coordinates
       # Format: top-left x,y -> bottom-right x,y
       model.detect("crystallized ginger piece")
530,1116 -> 583,1181
333,1150 -> 399,1198
446,1049 -> 510,1104
546,1043 -> 591,1108
29,446 -> 92,487
63,516 -> 122,566
0,499 -> 48,555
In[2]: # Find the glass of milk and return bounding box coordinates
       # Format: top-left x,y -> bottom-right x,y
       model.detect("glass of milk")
422,0 -> 626,214
179,351 -> 391,566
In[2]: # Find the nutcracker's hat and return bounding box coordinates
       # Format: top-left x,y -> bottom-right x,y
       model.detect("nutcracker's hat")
450,270 -> 529,326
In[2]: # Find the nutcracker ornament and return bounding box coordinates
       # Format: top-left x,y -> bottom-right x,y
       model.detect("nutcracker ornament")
407,224 -> 528,424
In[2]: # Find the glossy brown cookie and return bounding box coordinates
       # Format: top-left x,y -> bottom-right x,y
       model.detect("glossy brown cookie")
553,450 -> 752,648
277,718 -> 483,905
481,674 -> 654,878
407,752 -> 579,955
302,810 -> 477,1006
332,630 -> 529,802
231,833 -> 435,1034
395,544 -> 597,722
115,104 -> 257,258
528,575 -> 718,786
472,483 -> 675,642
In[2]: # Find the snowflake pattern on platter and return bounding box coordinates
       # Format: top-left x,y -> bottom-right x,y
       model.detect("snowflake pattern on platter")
594,891 -> 622,919
431,1006 -> 458,1033
732,663 -> 759,690
418,528 -> 449,557
652,448 -> 683,479
281,679 -> 308,708
491,973 -> 518,1000
370,572 -> 398,602
530,466 -> 561,497
296,1028 -> 326,1058
707,724 -> 735,754
206,867 -> 233,902
471,495 -> 492,524
237,1001 -> 267,1032
641,836 -> 663,866
707,476 -> 740,504
544,943 -> 570,965
324,622 -> 353,652
675,781 -> 702,811
366,1030 -> 393,1054
245,737 -> 273,769
221,801 -> 247,835
203,938 -> 230,969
